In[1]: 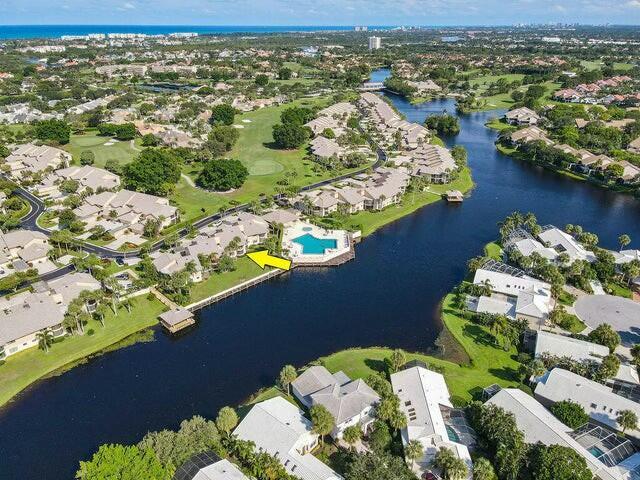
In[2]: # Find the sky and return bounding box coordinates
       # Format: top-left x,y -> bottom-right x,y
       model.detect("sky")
1,0 -> 639,26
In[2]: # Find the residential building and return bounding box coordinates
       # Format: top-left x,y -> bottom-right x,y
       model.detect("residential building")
152,251 -> 203,283
4,144 -> 71,178
173,451 -> 248,480
487,388 -> 640,480
0,230 -> 53,277
391,366 -> 473,479
291,366 -> 379,438
36,165 -> 121,198
509,126 -> 554,145
538,226 -> 597,263
505,107 -> 541,126
0,272 -> 100,359
535,368 -> 640,438
368,36 -> 381,50
470,268 -> 553,328
234,397 -> 343,480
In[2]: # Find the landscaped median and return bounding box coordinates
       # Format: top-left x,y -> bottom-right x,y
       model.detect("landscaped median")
0,296 -> 166,409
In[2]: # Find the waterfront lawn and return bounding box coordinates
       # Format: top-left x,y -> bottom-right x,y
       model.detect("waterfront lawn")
64,131 -> 143,168
319,294 -> 523,403
0,296 -> 165,408
484,242 -> 503,260
485,118 -> 513,132
184,256 -> 267,305
317,167 -> 473,237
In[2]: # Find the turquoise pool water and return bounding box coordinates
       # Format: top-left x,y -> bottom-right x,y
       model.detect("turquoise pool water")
446,425 -> 460,442
588,446 -> 604,458
292,233 -> 337,254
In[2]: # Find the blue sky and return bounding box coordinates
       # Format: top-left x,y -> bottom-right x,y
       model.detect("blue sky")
1,0 -> 639,26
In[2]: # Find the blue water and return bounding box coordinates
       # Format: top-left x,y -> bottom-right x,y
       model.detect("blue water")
293,233 -> 338,254
588,446 -> 605,458
2,71 -> 640,480
0,25 -> 394,40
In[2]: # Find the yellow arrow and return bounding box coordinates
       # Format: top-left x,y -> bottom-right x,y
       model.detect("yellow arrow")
247,250 -> 292,271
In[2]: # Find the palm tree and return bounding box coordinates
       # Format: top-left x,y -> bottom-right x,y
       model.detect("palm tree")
102,277 -> 121,315
36,329 -> 54,353
120,297 -> 133,314
619,234 -> 631,252
94,303 -> 109,327
278,365 -> 297,396
405,439 -> 424,469
488,315 -> 509,345
433,447 -> 468,480
309,404 -> 334,446
342,424 -> 362,450
618,409 -> 638,434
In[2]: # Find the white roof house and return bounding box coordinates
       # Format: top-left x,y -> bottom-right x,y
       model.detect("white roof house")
535,368 -> 640,437
535,331 -> 609,363
4,143 -> 71,177
189,459 -> 248,480
472,269 -> 553,327
487,388 -> 640,480
512,238 -> 559,262
234,397 -> 343,480
538,227 -> 597,264
291,366 -> 379,438
391,366 -> 472,478
505,107 -> 541,125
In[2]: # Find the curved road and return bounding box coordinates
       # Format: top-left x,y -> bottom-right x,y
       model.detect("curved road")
13,145 -> 387,269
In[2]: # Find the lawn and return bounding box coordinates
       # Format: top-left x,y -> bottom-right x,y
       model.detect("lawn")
169,97 -> 374,223
0,296 -> 166,408
318,166 -> 473,237
319,293 -> 524,403
64,131 -> 143,168
185,256 -> 268,305
468,73 -> 525,88
484,242 -> 503,260
485,118 -> 513,132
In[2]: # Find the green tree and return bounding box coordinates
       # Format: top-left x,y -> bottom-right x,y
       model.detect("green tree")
196,159 -> 249,191
472,457 -> 497,480
215,406 -> 238,436
141,133 -> 159,146
342,424 -> 362,449
80,150 -> 95,165
619,234 -> 631,251
272,122 -> 310,149
75,444 -> 171,480
209,104 -> 236,126
588,323 -> 621,353
123,148 -> 181,196
278,365 -> 297,396
36,329 -> 54,353
404,439 -> 423,469
528,444 -> 592,480
388,348 -> 406,373
278,67 -> 292,80
309,404 -> 334,445
255,74 -> 269,86
550,400 -> 589,428
617,409 -> 638,433
432,446 -> 468,480
35,119 -> 71,144
345,451 -> 416,480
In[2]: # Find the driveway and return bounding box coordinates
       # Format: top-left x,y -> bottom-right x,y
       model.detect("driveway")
574,295 -> 640,347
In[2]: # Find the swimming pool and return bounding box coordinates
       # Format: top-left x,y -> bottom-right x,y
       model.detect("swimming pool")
292,233 -> 338,255
588,446 -> 605,458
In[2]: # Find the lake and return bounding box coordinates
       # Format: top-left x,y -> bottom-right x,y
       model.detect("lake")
1,70 -> 640,479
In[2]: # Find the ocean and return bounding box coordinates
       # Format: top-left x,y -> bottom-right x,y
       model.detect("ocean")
0,25 -> 393,40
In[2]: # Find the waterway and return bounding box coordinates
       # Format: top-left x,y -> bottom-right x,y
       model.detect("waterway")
2,70 -> 640,479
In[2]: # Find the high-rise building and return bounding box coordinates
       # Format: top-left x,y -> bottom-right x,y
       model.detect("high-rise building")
368,36 -> 381,50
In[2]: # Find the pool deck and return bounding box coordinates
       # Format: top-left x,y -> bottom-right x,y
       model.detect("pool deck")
282,221 -> 354,266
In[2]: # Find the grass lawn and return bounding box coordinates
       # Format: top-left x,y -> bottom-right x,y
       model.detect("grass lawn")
485,118 -> 513,132
0,296 -> 166,408
325,166 -> 473,237
607,282 -> 633,299
319,293 -> 524,403
484,242 -> 503,260
185,256 -> 268,305
64,131 -> 143,168
242,293 -> 524,409
169,97 -> 374,223
558,312 -> 586,334
468,73 -> 525,88
558,289 -> 577,307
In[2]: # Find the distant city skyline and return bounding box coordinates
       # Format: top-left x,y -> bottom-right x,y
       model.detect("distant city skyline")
1,0 -> 639,27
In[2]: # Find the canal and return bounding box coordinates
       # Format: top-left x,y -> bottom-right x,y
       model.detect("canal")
2,71 -> 640,479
